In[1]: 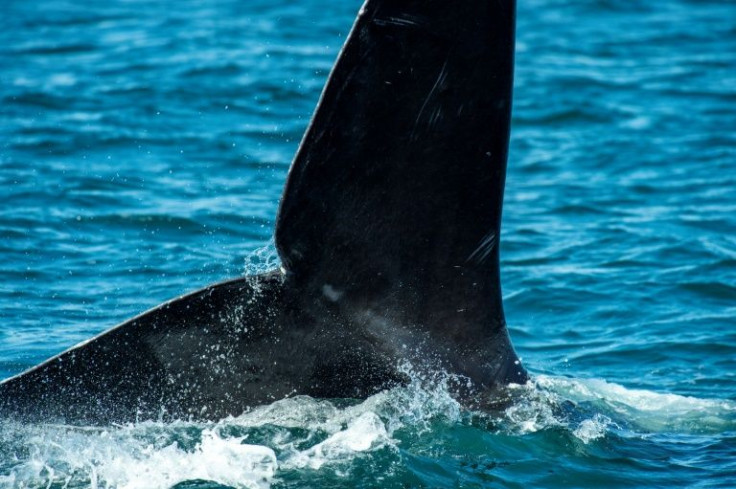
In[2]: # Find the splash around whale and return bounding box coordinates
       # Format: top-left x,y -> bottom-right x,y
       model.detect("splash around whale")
0,0 -> 527,424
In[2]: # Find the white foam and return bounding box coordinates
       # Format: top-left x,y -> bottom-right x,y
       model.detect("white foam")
2,424 -> 276,489
573,415 -> 613,444
503,394 -> 562,435
536,375 -> 732,411
0,388 -> 405,487
233,395 -> 341,430
95,430 -> 276,489
285,412 -> 390,470
508,375 -> 736,435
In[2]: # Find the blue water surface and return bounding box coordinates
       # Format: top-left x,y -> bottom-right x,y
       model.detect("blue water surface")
1,0 -> 735,487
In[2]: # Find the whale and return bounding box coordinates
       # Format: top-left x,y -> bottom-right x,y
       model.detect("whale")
0,0 -> 526,424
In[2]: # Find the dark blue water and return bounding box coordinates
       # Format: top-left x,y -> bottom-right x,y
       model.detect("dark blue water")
1,0 -> 735,487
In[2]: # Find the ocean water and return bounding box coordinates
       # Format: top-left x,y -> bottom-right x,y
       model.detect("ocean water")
1,0 -> 734,487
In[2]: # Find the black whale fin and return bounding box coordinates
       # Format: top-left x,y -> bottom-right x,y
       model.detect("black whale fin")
0,0 -> 524,425
276,0 -> 523,381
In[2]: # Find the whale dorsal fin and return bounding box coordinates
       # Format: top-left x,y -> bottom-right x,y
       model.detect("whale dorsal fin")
276,0 -> 517,334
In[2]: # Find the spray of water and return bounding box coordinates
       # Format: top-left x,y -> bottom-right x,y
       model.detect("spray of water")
1,370 -> 733,488
243,240 -> 280,277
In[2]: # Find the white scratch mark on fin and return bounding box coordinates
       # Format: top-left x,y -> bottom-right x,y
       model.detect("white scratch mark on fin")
374,16 -> 419,28
467,230 -> 497,264
411,59 -> 449,140
428,106 -> 443,131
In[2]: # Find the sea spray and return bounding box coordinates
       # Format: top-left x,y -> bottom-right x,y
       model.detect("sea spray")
2,373 -> 734,488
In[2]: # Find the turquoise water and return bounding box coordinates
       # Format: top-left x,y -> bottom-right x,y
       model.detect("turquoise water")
1,0 -> 735,487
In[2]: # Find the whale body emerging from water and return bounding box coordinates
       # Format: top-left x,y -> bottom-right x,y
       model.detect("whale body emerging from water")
0,0 -> 526,424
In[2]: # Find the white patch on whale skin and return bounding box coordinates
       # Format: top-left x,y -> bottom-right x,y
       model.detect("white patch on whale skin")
321,284 -> 344,302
